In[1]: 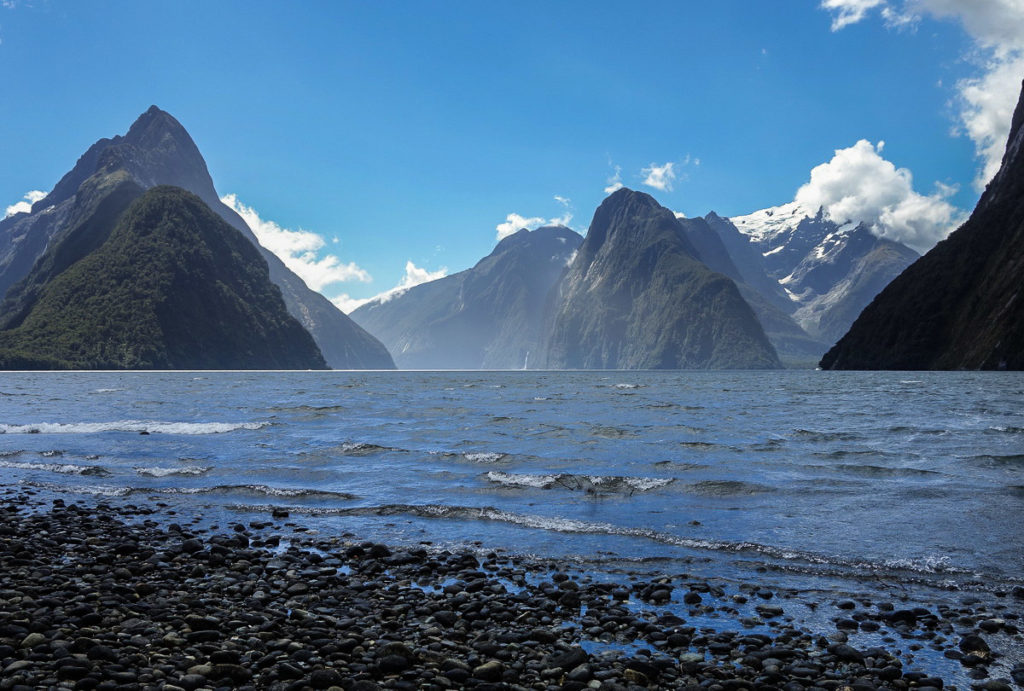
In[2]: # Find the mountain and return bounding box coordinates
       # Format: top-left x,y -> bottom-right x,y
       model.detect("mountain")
0,106 -> 393,369
0,183 -> 326,370
694,213 -> 829,364
543,189 -> 781,369
821,81 -> 1024,370
351,226 -> 581,369
723,203 -> 919,347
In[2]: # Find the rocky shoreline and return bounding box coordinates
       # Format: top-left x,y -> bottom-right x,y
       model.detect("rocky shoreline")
1,497 -> 1022,691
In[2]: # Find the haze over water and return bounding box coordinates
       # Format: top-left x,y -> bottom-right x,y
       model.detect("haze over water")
2,370 -> 1021,598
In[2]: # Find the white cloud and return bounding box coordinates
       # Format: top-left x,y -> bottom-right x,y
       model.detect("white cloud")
331,260 -> 447,313
496,213 -> 546,241
3,189 -> 47,218
495,197 -> 574,242
794,139 -> 966,252
604,165 -> 624,194
221,194 -> 371,291
821,0 -> 1024,189
821,0 -> 887,30
641,161 -> 677,191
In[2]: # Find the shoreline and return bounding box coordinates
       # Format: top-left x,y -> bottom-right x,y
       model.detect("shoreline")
1,497 -> 1022,690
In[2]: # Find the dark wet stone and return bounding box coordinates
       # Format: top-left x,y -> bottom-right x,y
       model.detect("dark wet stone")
959,634 -> 991,655
547,647 -> 589,671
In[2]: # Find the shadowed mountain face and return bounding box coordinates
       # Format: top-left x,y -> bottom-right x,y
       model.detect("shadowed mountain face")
0,106 -> 393,369
352,226 -> 582,369
0,185 -> 326,370
543,189 -> 781,369
821,81 -> 1024,371
693,213 -> 828,364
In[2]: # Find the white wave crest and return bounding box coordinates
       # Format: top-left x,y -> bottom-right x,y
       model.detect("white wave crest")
133,466 -> 212,478
464,452 -> 507,463
0,420 -> 268,435
485,471 -> 673,493
0,460 -> 108,476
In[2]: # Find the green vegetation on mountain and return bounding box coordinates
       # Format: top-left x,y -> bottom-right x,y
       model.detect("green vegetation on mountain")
0,185 -> 326,370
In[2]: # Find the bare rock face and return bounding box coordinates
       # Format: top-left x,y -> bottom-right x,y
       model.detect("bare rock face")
543,189 -> 781,370
821,80 -> 1024,371
0,106 -> 394,369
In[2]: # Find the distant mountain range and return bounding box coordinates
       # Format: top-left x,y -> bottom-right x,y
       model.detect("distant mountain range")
727,203 -> 919,348
5,101 -> 991,372
356,189 -> 784,369
353,225 -> 581,369
0,106 -> 394,370
353,186 -> 921,369
821,80 -> 1024,370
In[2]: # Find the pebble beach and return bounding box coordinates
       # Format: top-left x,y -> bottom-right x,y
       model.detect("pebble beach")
1,494 -> 1022,691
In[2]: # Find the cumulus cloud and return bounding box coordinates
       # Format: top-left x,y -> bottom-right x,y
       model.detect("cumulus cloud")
821,0 -> 1024,189
641,162 -> 677,191
3,189 -> 47,218
221,194 -> 371,291
495,196 -> 574,242
495,213 -> 546,241
331,260 -> 448,313
794,139 -> 966,252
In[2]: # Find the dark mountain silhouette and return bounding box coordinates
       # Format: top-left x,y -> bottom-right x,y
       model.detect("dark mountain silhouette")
821,81 -> 1024,370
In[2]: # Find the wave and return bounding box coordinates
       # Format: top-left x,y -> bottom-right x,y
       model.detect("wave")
463,452 -> 508,464
27,481 -> 357,501
590,426 -> 638,439
0,460 -> 109,476
253,502 -> 973,577
684,480 -> 775,496
968,453 -> 1024,464
157,484 -> 358,500
987,425 -> 1024,434
333,442 -> 402,456
792,429 -> 864,442
653,461 -> 709,471
133,466 -> 212,478
832,463 -> 940,478
485,471 -> 673,493
266,404 -> 346,414
0,420 -> 268,435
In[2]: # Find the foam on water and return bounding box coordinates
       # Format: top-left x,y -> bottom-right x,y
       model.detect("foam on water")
0,459 -> 108,476
133,466 -> 212,477
0,420 -> 267,435
485,471 -> 673,493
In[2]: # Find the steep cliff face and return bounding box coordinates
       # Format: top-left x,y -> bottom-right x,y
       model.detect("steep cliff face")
352,226 -> 581,369
0,185 -> 327,370
0,106 -> 393,369
692,214 -> 828,363
543,189 -> 780,369
821,81 -> 1024,371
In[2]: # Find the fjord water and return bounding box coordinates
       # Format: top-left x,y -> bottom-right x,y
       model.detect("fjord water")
1,370 -> 1022,595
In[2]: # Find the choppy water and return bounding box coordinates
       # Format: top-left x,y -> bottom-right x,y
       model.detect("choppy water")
2,370 -> 1022,595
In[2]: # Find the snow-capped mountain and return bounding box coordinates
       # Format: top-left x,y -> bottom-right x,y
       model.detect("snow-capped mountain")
718,204 -> 919,347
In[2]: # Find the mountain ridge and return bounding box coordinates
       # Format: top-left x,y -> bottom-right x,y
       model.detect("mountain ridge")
820,80 -> 1024,370
0,106 -> 393,369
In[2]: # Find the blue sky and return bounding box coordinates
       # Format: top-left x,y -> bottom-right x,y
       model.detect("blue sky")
1,1 -> 1022,310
